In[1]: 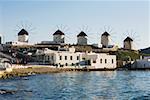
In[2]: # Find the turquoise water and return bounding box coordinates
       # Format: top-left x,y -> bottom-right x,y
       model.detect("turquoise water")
0,71 -> 150,100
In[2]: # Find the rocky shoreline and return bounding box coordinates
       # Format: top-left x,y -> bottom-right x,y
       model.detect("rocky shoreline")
0,66 -> 118,79
0,67 -> 68,79
1,66 -> 149,79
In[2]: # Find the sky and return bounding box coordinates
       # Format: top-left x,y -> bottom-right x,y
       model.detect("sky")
0,0 -> 149,49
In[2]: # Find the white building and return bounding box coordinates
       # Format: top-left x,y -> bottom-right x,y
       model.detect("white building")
101,31 -> 110,48
5,41 -> 33,46
36,47 -> 82,67
35,47 -> 116,69
131,56 -> 150,69
123,37 -> 133,50
18,29 -> 29,42
53,30 -> 65,44
82,52 -> 116,69
77,31 -> 87,45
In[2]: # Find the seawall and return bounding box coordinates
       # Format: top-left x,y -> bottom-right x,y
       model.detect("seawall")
0,64 -> 116,79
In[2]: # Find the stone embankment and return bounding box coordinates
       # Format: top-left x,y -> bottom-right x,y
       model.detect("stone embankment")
0,64 -> 116,79
0,67 -> 67,79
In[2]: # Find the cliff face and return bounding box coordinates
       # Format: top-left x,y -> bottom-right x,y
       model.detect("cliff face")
140,47 -> 150,54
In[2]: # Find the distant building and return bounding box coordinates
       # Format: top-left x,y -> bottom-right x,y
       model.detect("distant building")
131,56 -> 150,69
18,29 -> 29,43
101,31 -> 110,48
77,31 -> 87,45
123,37 -> 133,50
6,41 -> 33,46
0,35 -> 2,44
53,30 -> 65,44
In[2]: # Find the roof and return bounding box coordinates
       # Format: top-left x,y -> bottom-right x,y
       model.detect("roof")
102,31 -> 110,36
124,37 -> 133,42
77,31 -> 87,37
18,29 -> 29,35
53,30 -> 65,35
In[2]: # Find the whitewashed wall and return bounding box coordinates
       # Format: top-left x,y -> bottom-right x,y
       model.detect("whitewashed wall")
53,35 -> 65,43
77,37 -> 87,45
83,53 -> 116,69
124,41 -> 133,50
18,35 -> 29,42
101,35 -> 110,47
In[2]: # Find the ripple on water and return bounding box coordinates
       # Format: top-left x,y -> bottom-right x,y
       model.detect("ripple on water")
131,94 -> 150,100
0,71 -> 150,100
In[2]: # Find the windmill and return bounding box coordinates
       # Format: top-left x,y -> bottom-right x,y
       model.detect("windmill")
51,25 -> 70,44
14,21 -> 36,43
76,25 -> 89,45
123,30 -> 140,50
100,25 -> 116,48
76,25 -> 101,46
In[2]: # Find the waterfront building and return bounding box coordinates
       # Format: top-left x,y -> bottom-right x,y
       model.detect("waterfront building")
123,37 -> 133,50
131,56 -> 150,69
82,52 -> 116,69
101,31 -> 110,48
35,47 -> 116,69
35,47 -> 82,66
77,31 -> 87,45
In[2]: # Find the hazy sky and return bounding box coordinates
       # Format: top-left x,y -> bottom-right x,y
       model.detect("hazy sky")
0,0 -> 149,49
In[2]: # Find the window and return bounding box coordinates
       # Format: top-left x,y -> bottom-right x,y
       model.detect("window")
100,59 -> 102,63
112,59 -> 114,64
105,59 -> 107,64
82,58 -> 85,60
77,56 -> 79,60
65,56 -> 67,60
72,63 -> 74,66
65,63 -> 68,66
70,56 -> 72,60
93,60 -> 96,63
51,56 -> 53,60
60,56 -> 62,60
48,56 -> 50,61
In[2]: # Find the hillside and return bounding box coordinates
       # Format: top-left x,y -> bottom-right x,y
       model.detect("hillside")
140,47 -> 150,55
116,50 -> 140,61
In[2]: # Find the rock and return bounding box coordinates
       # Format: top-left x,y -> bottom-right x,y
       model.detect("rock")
0,89 -> 16,95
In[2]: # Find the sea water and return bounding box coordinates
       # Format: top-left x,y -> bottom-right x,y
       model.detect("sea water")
0,71 -> 150,100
